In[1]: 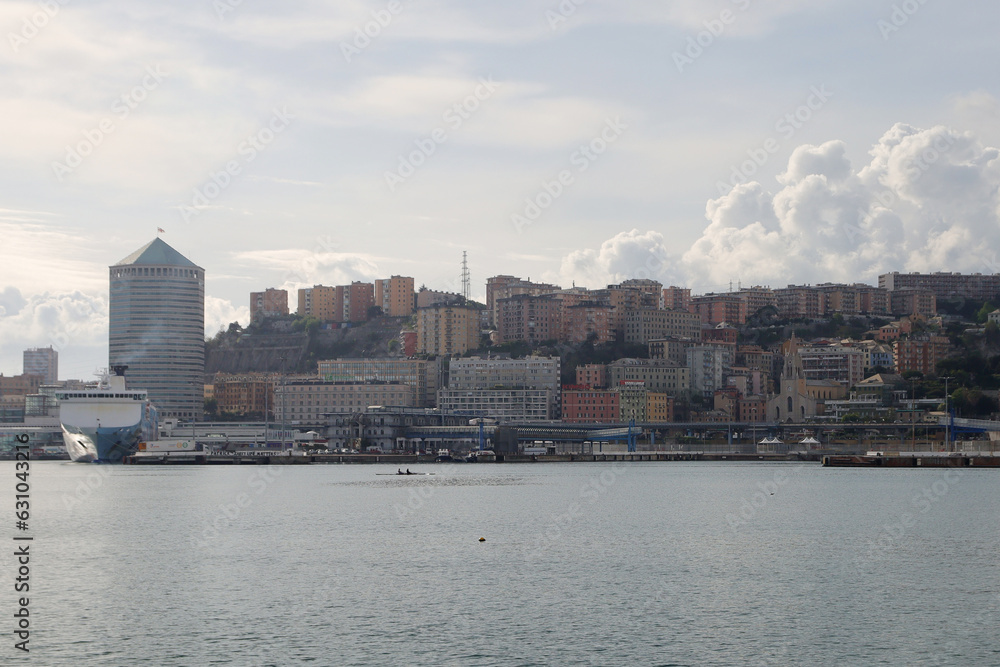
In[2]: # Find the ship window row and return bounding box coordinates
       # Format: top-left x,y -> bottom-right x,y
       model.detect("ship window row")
57,393 -> 144,399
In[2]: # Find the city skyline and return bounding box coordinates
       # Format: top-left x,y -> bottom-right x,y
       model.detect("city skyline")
3,1 -> 1000,377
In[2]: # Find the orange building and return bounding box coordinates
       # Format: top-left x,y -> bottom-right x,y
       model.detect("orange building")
690,293 -> 747,326
562,302 -> 615,344
893,336 -> 950,375
298,283 -> 374,322
400,331 -> 417,357
739,395 -> 767,422
575,364 -> 607,389
702,326 -> 738,346
562,386 -> 619,423
890,289 -> 937,318
875,324 -> 901,342
213,373 -> 276,418
497,294 -> 561,344
336,282 -> 375,322
298,285 -> 337,320
737,286 -> 777,316
375,276 -> 415,317
646,392 -> 674,422
251,288 -> 289,322
486,275 -> 561,328
416,304 -> 479,356
663,286 -> 691,311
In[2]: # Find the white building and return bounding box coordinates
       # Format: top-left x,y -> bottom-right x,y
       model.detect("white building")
686,345 -> 734,399
439,356 -> 560,420
798,343 -> 865,388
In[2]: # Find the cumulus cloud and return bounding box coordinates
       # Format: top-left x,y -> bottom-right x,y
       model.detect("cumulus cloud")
205,296 -> 250,337
232,248 -> 382,293
559,124 -> 1000,291
557,229 -> 683,288
681,123 -> 1000,288
0,289 -> 108,376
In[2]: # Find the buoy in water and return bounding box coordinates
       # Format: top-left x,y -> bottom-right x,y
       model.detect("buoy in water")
479,537 -> 486,542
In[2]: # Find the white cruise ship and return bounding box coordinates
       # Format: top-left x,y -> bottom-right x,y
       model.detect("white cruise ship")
55,366 -> 157,462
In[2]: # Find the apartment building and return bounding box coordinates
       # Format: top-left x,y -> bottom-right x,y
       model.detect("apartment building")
690,293 -> 747,326
250,288 -> 289,322
561,387 -> 619,423
416,304 -> 480,356
317,358 -> 441,407
375,276 -> 415,316
623,308 -> 702,344
880,271 -> 1000,301
606,358 -> 690,394
275,380 -> 415,425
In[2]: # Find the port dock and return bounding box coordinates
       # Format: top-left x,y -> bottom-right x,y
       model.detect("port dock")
823,453 -> 1000,467
123,451 -> 822,465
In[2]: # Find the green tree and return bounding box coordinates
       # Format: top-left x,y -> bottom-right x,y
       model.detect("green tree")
976,302 -> 997,324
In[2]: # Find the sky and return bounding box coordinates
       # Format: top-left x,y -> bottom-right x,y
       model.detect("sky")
2,0 -> 1000,379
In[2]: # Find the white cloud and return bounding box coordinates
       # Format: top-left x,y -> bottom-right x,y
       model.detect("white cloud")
0,289 -> 108,376
561,124 -> 1000,291
231,248 -> 382,292
556,229 -> 682,288
0,221 -> 108,295
205,296 -> 249,337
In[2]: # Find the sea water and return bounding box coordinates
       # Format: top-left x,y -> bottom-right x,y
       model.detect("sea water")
1,461 -> 998,665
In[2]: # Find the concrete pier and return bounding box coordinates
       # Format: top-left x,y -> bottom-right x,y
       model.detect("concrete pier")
123,451 -> 823,465
823,454 -> 1000,467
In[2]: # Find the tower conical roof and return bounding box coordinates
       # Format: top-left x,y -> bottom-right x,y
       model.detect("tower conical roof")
112,238 -> 200,268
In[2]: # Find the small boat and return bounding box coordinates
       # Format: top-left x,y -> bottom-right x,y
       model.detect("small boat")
435,448 -> 453,462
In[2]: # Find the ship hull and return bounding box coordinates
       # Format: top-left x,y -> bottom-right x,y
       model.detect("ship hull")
61,423 -> 143,463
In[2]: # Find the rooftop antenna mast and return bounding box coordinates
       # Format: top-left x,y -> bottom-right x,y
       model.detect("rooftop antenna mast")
461,251 -> 470,302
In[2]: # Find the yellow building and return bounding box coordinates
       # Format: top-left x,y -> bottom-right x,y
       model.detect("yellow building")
646,391 -> 674,422
298,285 -> 338,320
375,276 -> 415,317
416,304 -> 479,356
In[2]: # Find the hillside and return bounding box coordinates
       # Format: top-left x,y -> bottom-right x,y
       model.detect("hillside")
205,315 -> 410,375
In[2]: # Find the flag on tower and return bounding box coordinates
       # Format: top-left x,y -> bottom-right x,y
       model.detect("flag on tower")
157,227 -> 164,233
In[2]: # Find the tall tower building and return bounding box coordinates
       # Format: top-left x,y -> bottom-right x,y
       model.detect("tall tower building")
109,238 -> 205,420
23,346 -> 58,384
